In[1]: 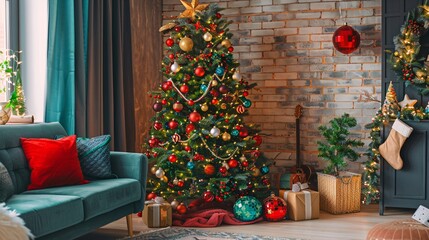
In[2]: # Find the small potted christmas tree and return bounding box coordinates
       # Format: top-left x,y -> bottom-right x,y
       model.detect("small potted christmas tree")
317,113 -> 364,214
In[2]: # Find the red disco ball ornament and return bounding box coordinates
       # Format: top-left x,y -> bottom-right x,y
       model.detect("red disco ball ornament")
263,194 -> 287,222
332,24 -> 360,54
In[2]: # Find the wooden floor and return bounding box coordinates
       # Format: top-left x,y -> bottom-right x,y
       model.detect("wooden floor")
76,205 -> 413,240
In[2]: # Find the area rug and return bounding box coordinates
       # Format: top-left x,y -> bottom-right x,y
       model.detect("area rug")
124,227 -> 300,240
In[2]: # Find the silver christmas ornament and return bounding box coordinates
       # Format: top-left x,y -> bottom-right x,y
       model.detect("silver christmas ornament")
232,71 -> 242,81
155,168 -> 165,178
210,126 -> 221,137
171,61 -> 180,73
171,199 -> 179,209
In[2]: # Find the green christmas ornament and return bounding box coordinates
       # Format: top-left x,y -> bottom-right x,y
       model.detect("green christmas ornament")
233,196 -> 262,221
231,129 -> 239,136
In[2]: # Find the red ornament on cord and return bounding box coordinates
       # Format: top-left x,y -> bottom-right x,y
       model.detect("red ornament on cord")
204,164 -> 216,175
189,111 -> 202,123
194,66 -> 205,77
203,191 -> 214,202
166,38 -> 174,47
146,192 -> 157,200
263,194 -> 287,222
176,203 -> 187,214
180,84 -> 189,94
332,23 -> 360,54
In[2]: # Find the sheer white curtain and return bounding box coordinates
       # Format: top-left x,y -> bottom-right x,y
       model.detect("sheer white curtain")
19,0 -> 48,122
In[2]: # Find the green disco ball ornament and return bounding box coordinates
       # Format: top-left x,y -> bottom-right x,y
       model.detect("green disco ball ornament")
233,196 -> 262,222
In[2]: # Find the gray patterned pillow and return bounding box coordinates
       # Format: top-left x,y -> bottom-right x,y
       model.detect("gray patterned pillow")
0,162 -> 14,202
77,135 -> 114,179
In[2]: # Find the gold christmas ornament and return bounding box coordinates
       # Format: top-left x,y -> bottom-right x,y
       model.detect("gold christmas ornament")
222,132 -> 231,141
201,103 -> 209,112
203,32 -> 213,42
151,166 -> 158,174
252,167 -> 260,177
178,0 -> 209,19
162,176 -> 169,182
220,103 -> 227,109
179,37 -> 194,52
212,80 -> 218,86
221,39 -> 232,48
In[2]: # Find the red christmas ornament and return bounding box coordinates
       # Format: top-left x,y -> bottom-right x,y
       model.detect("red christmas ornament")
216,13 -> 222,19
186,123 -> 196,134
239,127 -> 249,138
169,120 -> 179,129
253,135 -> 263,146
228,159 -> 238,168
180,84 -> 189,94
184,145 -> 191,152
203,191 -> 214,202
210,89 -> 219,97
211,98 -> 219,105
218,85 -> 228,94
176,203 -> 187,214
152,102 -> 163,112
194,66 -> 205,77
236,105 -> 245,114
172,133 -> 181,143
168,53 -> 175,59
146,192 -> 157,200
177,180 -> 184,187
148,137 -> 159,148
174,26 -> 182,32
228,46 -> 234,52
166,38 -> 174,47
242,161 -> 249,167
137,211 -> 142,217
168,154 -> 177,163
243,91 -> 249,97
194,153 -> 204,161
189,111 -> 202,123
153,121 -> 162,130
162,82 -> 172,91
204,164 -> 216,175
332,24 -> 360,54
219,166 -> 227,174
173,102 -> 183,112
207,42 -> 213,48
188,100 -> 195,106
215,195 -> 224,202
161,99 -> 167,105
263,194 -> 287,222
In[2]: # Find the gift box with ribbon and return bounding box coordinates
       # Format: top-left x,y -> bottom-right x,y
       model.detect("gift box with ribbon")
280,186 -> 319,221
142,197 -> 172,228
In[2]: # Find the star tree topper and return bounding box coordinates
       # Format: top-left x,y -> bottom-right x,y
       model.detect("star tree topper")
178,0 -> 209,19
399,94 -> 417,109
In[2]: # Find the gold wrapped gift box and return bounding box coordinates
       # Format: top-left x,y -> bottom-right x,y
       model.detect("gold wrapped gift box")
142,201 -> 172,228
280,189 -> 320,221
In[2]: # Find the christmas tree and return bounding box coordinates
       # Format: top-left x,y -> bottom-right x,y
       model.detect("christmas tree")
145,2 -> 271,211
8,68 -> 26,116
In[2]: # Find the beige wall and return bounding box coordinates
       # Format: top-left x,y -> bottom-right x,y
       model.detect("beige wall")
0,0 -> 6,102
162,0 -> 382,172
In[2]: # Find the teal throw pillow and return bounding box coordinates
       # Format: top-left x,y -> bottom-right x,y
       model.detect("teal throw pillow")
0,162 -> 14,202
77,135 -> 113,179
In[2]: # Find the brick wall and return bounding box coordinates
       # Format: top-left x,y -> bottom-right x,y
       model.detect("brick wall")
162,0 -> 382,172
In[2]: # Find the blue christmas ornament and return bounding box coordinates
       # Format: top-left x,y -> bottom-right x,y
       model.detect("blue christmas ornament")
200,84 -> 207,92
243,99 -> 252,108
261,165 -> 270,174
187,161 -> 195,170
233,196 -> 262,221
231,129 -> 239,136
215,66 -> 225,76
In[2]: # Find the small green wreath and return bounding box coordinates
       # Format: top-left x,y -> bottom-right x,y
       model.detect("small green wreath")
389,2 -> 429,95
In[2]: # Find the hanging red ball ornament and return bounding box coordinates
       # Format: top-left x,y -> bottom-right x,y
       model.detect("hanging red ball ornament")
173,102 -> 183,112
176,203 -> 187,214
162,82 -> 172,91
210,89 -> 219,97
263,194 -> 287,222
180,84 -> 189,94
253,135 -> 263,146
166,38 -> 174,47
184,145 -> 191,152
161,99 -> 167,105
188,100 -> 195,106
228,159 -> 239,168
203,191 -> 215,202
243,90 -> 249,97
211,98 -> 219,105
146,192 -> 157,200
153,121 -> 163,130
189,111 -> 202,123
332,24 -> 360,54
194,66 -> 205,77
152,102 -> 163,112
186,123 -> 196,134
174,26 -> 182,32
177,180 -> 185,187
148,137 -> 159,148
216,13 -> 222,19
204,164 -> 216,175
242,161 -> 249,167
169,120 -> 179,129
219,166 -> 227,174
239,127 -> 249,138
168,154 -> 177,163
168,53 -> 175,59
228,46 -> 234,52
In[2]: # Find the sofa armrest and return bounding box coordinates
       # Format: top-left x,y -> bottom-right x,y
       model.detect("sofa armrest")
110,151 -> 148,212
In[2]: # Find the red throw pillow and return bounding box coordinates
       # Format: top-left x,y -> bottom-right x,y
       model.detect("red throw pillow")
21,135 -> 88,190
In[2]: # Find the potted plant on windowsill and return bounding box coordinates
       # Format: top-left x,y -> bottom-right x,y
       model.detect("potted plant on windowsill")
317,113 -> 364,214
0,49 -> 24,124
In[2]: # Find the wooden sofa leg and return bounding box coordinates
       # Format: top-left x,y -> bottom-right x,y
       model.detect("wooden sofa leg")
126,214 -> 134,237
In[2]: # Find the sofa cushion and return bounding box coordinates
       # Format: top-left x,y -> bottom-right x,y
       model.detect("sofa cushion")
24,178 -> 141,220
0,162 -> 14,201
0,123 -> 67,194
20,135 -> 88,190
76,135 -> 113,179
6,194 -> 84,237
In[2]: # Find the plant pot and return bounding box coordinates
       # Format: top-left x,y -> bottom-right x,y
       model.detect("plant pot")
317,172 -> 361,214
0,102 -> 11,125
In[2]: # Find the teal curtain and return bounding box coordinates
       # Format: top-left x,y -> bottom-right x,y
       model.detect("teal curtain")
45,0 -> 76,134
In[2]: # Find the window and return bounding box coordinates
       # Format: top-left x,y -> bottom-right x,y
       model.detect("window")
0,0 -> 7,102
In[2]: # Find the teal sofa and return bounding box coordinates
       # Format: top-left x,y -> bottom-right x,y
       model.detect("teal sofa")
0,122 -> 148,240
